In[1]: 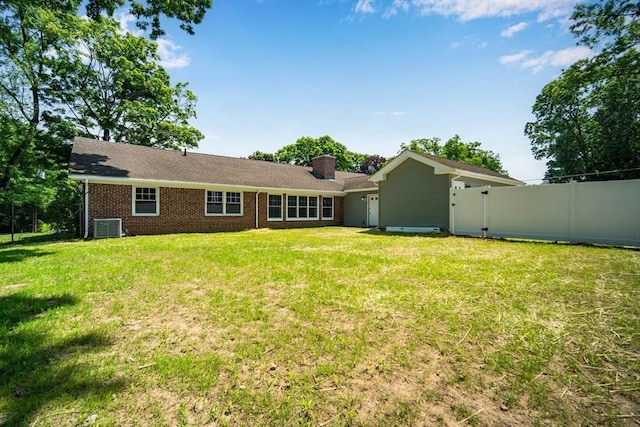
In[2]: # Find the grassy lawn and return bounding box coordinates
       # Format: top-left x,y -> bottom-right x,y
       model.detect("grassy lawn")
1,227 -> 639,426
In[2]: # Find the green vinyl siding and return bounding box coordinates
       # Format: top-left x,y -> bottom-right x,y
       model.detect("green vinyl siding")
379,158 -> 450,230
344,191 -> 376,227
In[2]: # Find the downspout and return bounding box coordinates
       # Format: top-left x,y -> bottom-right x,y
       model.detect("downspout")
83,179 -> 89,239
255,190 -> 262,229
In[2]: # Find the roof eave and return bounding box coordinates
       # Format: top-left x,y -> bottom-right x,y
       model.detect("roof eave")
370,150 -> 523,186
371,151 -> 454,182
343,186 -> 378,193
451,170 -> 524,186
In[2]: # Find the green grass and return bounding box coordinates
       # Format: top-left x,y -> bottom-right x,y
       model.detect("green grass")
1,227 -> 639,426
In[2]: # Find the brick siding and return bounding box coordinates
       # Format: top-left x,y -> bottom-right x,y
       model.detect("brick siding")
85,183 -> 343,236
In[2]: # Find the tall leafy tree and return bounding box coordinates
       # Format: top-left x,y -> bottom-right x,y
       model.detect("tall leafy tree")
525,0 -> 640,182
399,135 -> 507,174
1,1 -> 207,233
525,63 -> 595,180
0,0 -> 209,193
273,136 -> 365,173
52,17 -> 203,149
0,2 -> 78,190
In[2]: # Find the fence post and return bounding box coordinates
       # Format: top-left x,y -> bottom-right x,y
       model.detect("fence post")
482,187 -> 489,238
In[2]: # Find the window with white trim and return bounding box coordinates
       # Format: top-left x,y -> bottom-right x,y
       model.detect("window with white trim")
133,187 -> 159,216
226,192 -> 241,214
322,197 -> 333,220
287,195 -> 319,220
206,190 -> 242,215
268,194 -> 283,220
309,197 -> 318,218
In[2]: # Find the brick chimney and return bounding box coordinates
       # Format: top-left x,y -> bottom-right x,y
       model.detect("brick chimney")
311,154 -> 336,180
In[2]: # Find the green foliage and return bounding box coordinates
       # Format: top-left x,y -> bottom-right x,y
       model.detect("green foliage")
570,0 -> 640,64
0,0 -> 206,228
0,3 -> 79,190
399,135 -> 507,174
247,151 -> 275,162
526,0 -> 640,181
85,0 -> 212,39
272,135 -> 366,172
525,63 -> 595,181
52,17 -> 203,149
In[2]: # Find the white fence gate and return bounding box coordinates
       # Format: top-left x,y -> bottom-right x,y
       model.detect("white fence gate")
450,179 -> 640,246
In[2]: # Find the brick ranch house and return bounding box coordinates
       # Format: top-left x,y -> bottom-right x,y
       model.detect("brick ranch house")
69,137 -> 376,237
69,137 -> 522,237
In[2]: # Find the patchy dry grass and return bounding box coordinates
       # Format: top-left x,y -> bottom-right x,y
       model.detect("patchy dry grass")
0,228 -> 639,426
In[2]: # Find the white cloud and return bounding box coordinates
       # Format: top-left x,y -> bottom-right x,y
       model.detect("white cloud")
391,111 -> 406,116
157,39 -> 191,68
501,21 -> 528,37
360,0 -> 578,22
382,0 -> 409,18
355,0 -> 376,14
451,36 -> 488,49
501,46 -> 593,73
499,50 -> 532,65
550,46 -> 593,66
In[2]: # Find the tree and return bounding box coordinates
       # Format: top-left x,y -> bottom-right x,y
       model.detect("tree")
274,136 -> 365,173
0,1 -> 207,234
0,0 -> 210,187
247,151 -> 276,162
571,0 -> 640,66
0,114 -> 77,233
1,4 -> 205,191
0,2 -> 78,190
399,135 -> 507,174
400,137 -> 443,156
525,0 -> 640,182
358,154 -> 387,174
525,63 -> 594,181
85,0 -> 212,39
52,17 -> 203,149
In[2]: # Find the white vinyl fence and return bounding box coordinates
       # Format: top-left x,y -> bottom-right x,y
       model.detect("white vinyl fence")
450,179 -> 640,246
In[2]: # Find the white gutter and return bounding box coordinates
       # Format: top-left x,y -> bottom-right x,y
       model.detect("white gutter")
67,174 -> 346,196
83,179 -> 89,239
255,190 -> 262,229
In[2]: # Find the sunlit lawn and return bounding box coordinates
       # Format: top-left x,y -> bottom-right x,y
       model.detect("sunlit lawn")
1,227 -> 639,426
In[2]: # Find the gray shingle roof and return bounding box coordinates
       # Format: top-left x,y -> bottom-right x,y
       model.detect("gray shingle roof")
343,175 -> 378,191
69,137 -> 370,192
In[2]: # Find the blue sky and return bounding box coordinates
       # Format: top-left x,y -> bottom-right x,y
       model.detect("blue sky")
122,0 -> 593,183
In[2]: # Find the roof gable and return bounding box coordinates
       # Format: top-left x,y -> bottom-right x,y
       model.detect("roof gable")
69,137 -> 371,193
370,150 -> 523,186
